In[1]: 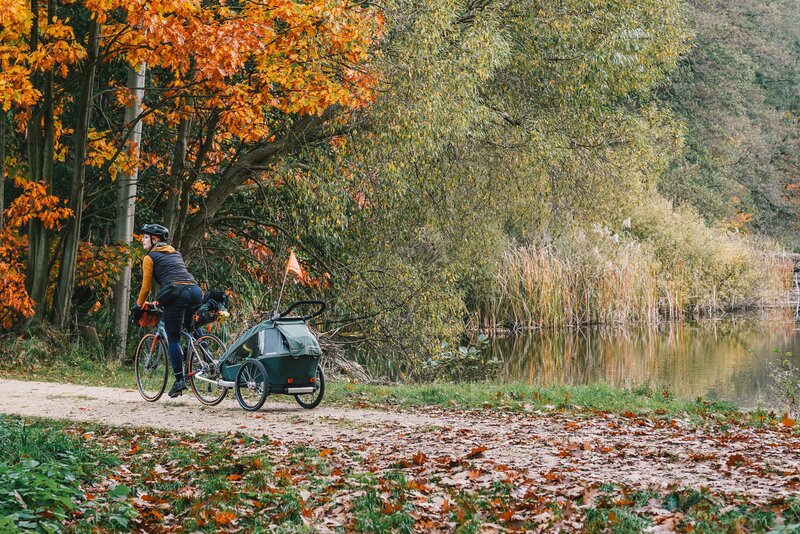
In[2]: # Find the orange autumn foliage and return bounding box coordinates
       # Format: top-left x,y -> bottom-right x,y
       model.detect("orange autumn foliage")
2,0 -> 383,326
75,241 -> 135,315
4,179 -> 73,230
0,227 -> 34,329
0,0 -> 37,112
0,180 -> 72,329
91,0 -> 384,151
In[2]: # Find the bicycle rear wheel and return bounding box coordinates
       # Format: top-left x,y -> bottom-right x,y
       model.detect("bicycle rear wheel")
188,334 -> 228,406
134,333 -> 169,401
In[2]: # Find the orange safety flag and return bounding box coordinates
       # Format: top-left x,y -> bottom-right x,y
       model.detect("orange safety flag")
286,249 -> 306,281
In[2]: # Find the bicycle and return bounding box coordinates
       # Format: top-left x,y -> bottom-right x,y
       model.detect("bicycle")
133,313 -> 228,405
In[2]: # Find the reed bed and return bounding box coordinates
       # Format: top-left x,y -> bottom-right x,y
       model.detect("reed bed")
482,235 -> 660,329
479,200 -> 792,329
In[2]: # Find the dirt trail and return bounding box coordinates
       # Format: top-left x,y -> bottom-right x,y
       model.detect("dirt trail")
2,378 -> 798,502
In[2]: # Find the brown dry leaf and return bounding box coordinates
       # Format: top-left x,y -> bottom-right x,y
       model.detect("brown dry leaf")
412,451 -> 427,465
726,454 -> 749,468
213,510 -> 236,525
382,502 -> 402,514
466,445 -> 487,459
468,469 -> 483,480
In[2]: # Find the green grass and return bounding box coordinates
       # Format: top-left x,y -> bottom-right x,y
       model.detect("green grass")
1,352 -> 765,424
0,416 -> 137,531
324,380 -> 743,419
0,329 -> 783,424
584,484 -> 787,534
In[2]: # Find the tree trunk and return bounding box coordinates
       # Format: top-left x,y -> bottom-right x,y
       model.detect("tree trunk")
26,0 -> 56,322
164,112 -> 191,238
176,113 -> 218,246
54,19 -> 101,329
112,62 -> 146,360
179,114 -> 329,253
0,112 -> 6,229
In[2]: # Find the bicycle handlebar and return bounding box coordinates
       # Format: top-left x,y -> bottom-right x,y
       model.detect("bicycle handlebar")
272,300 -> 326,321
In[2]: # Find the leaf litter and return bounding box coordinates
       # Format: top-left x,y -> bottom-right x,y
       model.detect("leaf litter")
1,378 -> 799,531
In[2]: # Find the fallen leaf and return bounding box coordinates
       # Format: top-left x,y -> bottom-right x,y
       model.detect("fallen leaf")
466,445 -> 487,459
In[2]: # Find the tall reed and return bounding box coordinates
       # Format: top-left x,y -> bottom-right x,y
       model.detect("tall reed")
482,230 -> 660,329
480,198 -> 791,330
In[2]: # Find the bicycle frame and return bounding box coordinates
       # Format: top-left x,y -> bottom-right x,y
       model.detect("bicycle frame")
145,321 -> 211,379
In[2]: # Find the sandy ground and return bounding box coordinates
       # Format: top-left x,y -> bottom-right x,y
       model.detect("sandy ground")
1,378 -> 799,502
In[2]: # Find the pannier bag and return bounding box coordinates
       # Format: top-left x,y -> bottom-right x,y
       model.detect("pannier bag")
194,289 -> 230,327
131,303 -> 163,327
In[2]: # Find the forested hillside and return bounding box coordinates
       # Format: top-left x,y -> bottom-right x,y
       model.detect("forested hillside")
0,0 -> 796,371
658,0 -> 800,247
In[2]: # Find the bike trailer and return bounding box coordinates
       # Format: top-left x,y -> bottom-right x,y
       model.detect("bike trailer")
219,316 -> 321,394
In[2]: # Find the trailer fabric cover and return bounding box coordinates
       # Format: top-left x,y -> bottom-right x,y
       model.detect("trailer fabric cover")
219,321 -> 269,363
275,321 -> 321,357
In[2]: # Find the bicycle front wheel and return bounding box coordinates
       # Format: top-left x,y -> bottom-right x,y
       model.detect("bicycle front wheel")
134,333 -> 169,402
188,334 -> 228,406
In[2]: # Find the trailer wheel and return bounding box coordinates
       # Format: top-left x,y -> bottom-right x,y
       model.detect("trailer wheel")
295,366 -> 325,409
235,359 -> 268,411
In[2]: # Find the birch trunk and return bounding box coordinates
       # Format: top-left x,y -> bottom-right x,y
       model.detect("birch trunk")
112,63 -> 146,360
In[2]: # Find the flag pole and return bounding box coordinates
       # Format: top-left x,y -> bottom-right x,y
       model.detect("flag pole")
277,249 -> 304,316
276,265 -> 289,313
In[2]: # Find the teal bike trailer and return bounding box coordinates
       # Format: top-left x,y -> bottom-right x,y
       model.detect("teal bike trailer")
206,300 -> 326,411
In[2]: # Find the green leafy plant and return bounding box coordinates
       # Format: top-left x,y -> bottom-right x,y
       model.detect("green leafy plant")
425,334 -> 499,382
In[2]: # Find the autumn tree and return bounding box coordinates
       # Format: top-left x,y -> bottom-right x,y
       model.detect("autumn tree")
1,0 -> 383,339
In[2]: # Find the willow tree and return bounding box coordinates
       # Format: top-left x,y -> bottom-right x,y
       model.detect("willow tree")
255,0 -> 689,364
658,0 -> 800,246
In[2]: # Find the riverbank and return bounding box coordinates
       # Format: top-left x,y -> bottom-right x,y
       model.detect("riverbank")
1,379 -> 798,532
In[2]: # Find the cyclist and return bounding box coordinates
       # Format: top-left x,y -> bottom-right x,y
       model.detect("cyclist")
134,223 -> 202,398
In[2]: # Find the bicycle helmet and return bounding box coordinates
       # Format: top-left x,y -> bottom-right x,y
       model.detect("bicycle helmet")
141,223 -> 169,241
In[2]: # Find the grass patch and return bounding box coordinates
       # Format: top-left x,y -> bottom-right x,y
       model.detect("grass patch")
1,331 -> 786,426
1,349 -> 770,424
0,416 -> 136,531
325,380 -> 744,420
584,484 -> 790,534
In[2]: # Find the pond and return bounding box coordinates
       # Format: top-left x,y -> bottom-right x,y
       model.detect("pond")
491,307 -> 800,409
353,307 -> 800,409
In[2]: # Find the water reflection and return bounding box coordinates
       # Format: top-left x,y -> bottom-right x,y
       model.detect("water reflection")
492,308 -> 800,408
